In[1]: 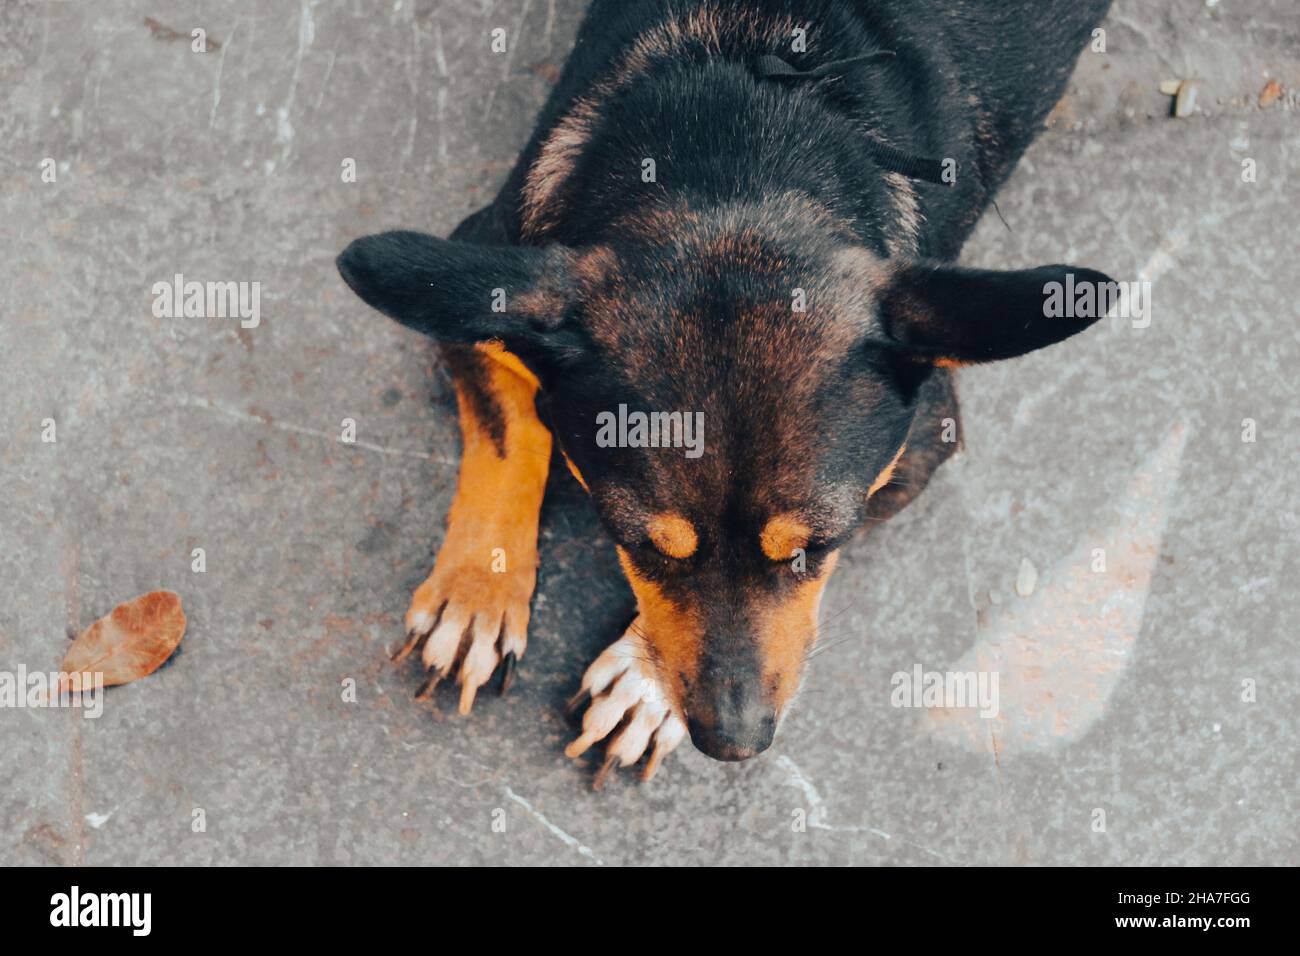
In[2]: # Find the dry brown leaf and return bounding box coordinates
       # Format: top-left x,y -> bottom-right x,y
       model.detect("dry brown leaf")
529,60 -> 561,85
1259,79 -> 1283,107
1044,95 -> 1076,129
59,591 -> 186,692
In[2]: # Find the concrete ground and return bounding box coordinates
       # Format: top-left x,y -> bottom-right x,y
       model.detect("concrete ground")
2,0 -> 1296,866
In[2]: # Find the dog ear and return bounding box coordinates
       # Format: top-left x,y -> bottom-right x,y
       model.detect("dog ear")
337,230 -> 584,358
877,262 -> 1114,365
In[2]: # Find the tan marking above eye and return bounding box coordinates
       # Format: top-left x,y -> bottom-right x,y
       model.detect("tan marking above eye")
868,443 -> 908,498
759,513 -> 812,562
646,513 -> 698,560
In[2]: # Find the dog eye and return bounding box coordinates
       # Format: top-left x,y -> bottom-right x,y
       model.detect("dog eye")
794,538 -> 843,564
631,541 -> 692,577
642,540 -> 690,564
762,539 -> 830,567
793,542 -> 834,564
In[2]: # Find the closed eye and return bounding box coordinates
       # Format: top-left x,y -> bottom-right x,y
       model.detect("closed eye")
641,541 -> 690,566
770,538 -> 836,564
626,540 -> 695,581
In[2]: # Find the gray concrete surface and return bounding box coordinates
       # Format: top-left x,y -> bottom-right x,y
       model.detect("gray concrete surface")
1,0 -> 1296,866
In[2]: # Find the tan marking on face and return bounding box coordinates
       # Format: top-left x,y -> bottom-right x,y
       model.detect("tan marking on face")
933,357 -> 968,369
616,546 -> 704,696
646,513 -> 698,559
868,443 -> 908,498
758,552 -> 838,710
760,514 -> 812,562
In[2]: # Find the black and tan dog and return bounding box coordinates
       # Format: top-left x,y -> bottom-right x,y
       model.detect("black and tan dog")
337,0 -> 1114,783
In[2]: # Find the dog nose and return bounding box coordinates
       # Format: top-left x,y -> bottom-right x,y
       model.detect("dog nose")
685,643 -> 778,760
687,715 -> 775,761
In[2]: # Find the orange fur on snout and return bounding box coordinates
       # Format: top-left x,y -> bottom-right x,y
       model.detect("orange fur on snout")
758,552 -> 839,713
615,547 -> 703,700
615,529 -> 840,725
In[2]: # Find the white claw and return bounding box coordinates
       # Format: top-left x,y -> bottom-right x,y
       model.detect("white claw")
400,563 -> 534,715
608,697 -> 668,766
457,617 -> 501,715
500,605 -> 529,660
643,714 -> 686,780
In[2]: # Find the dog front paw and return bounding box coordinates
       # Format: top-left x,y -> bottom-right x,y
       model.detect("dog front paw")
391,549 -> 535,716
564,618 -> 687,789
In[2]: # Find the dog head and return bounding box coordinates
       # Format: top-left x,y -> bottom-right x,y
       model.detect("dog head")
338,213 -> 1109,761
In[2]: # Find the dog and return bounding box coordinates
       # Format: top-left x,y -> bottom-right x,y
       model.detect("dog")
337,0 -> 1114,785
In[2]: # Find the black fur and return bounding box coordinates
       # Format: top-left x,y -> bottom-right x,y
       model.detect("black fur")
337,0 -> 1114,761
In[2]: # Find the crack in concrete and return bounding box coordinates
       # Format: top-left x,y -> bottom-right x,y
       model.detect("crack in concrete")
775,755 -> 954,861
174,395 -> 456,465
503,786 -> 605,865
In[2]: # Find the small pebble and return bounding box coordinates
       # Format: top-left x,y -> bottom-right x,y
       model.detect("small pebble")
1015,558 -> 1038,598
989,589 -> 1003,606
1174,79 -> 1200,118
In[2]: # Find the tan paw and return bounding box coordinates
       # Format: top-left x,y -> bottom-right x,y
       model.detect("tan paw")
564,618 -> 687,789
391,550 -> 535,716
